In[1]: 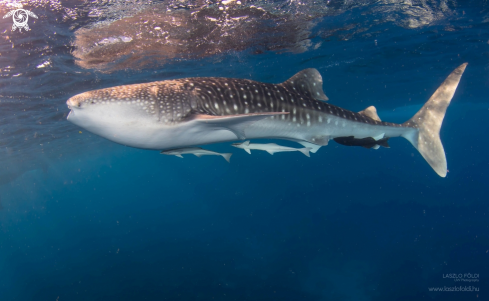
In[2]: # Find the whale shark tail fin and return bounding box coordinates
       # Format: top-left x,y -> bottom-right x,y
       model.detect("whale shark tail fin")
402,63 -> 467,177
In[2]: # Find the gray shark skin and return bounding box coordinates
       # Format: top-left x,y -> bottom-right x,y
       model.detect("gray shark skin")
232,140 -> 311,157
67,64 -> 467,177
160,147 -> 232,162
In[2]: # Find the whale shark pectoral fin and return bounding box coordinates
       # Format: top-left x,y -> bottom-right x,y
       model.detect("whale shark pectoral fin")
192,113 -> 288,140
281,68 -> 328,101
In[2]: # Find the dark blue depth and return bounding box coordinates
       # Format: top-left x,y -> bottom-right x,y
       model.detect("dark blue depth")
0,1 -> 488,301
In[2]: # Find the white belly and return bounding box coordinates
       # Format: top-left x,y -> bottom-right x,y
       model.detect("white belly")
68,104 -> 413,150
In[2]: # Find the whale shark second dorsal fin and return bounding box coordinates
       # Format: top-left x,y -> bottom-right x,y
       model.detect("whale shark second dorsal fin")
358,106 -> 381,121
280,68 -> 328,101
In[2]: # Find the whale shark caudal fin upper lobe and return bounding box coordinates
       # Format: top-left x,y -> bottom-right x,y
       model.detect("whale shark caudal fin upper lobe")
402,63 -> 467,177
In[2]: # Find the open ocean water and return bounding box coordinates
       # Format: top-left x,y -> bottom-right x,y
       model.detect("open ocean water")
0,0 -> 488,300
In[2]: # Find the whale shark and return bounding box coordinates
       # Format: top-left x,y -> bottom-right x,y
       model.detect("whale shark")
66,63 -> 467,177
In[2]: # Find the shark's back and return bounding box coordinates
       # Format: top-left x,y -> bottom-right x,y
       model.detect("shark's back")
186,69 -> 328,118
149,69 -> 330,124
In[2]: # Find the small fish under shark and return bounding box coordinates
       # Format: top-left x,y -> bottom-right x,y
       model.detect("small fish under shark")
232,141 -> 311,157
161,147 -> 232,162
66,63 -> 467,177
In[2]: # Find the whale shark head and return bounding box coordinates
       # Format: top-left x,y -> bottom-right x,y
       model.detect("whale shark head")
66,83 -> 175,148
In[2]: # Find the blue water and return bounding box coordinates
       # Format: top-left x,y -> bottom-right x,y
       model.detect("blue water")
1,1 -> 488,300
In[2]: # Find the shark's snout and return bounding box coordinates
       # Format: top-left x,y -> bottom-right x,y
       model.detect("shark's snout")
66,93 -> 87,108
66,92 -> 95,122
66,97 -> 77,108
66,97 -> 77,120
66,95 -> 85,121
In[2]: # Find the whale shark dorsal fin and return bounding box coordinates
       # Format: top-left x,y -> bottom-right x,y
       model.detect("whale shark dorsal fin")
192,113 -> 288,140
281,68 -> 328,101
358,106 -> 381,121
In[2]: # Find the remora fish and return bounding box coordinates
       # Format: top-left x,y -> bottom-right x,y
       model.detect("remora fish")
66,63 -> 467,177
160,147 -> 232,162
232,141 -> 311,157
